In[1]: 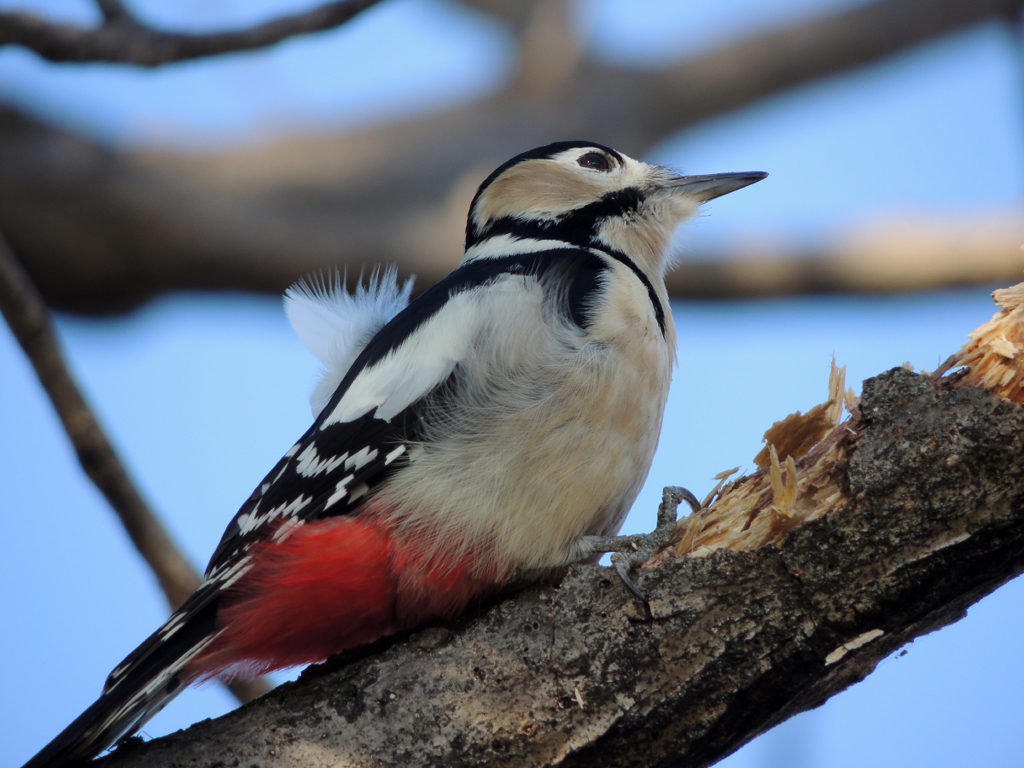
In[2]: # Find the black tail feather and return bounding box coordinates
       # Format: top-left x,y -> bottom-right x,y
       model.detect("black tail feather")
20,676 -> 184,768
21,598 -> 220,768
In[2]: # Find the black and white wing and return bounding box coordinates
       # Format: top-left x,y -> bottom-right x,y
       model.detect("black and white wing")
206,247 -> 612,577
22,247 -> 610,768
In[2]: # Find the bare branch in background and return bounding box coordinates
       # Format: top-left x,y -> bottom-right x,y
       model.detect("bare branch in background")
0,232 -> 269,705
664,210 -> 1024,299
0,0 -> 384,66
1,107 -> 1020,312
0,0 -> 1019,313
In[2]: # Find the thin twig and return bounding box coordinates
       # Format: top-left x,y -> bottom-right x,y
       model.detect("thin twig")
0,232 -> 269,704
93,0 -> 135,24
0,0 -> 384,66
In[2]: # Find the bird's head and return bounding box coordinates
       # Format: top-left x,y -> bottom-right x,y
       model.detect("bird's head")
464,141 -> 766,276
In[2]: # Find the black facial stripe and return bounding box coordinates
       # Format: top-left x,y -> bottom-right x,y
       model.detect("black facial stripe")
464,183 -> 666,337
467,187 -> 644,250
466,141 -> 626,247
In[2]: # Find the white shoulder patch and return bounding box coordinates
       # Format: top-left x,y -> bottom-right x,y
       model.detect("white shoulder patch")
320,289 -> 481,427
285,267 -> 414,417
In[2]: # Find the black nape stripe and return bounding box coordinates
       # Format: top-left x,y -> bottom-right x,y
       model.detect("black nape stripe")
466,186 -> 666,337
467,186 -> 644,251
594,247 -> 667,337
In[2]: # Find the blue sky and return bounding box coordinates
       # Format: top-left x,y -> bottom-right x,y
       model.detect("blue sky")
1,1 -> 1023,766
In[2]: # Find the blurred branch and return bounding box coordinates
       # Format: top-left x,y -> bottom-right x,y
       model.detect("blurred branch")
664,211 -> 1024,299
0,0 -> 384,66
2,106 -> 1020,312
642,0 -> 1024,139
0,0 -> 1020,312
0,233 -> 197,608
94,0 -> 133,24
0,232 -> 269,705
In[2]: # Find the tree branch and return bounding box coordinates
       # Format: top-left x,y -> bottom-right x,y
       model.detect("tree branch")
97,375 -> 1024,767
1,0 -> 1019,313
0,0 -> 384,66
91,290 -> 1024,767
0,232 -> 269,705
664,210 -> 1024,299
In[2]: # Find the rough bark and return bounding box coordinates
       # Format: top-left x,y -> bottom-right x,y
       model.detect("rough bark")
95,368 -> 1024,768
2,0 -> 1020,314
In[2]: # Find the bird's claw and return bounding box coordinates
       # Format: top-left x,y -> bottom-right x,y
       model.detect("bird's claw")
591,486 -> 701,604
611,554 -> 648,603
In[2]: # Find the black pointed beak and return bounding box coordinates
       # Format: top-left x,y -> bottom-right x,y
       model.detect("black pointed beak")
665,171 -> 768,202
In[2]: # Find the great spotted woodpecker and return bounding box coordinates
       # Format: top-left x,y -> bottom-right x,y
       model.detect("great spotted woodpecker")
24,141 -> 764,767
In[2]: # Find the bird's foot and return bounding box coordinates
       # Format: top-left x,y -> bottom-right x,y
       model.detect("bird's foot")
588,486 -> 701,604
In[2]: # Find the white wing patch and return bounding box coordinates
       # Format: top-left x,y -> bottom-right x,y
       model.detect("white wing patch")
285,267 -> 414,418
345,446 -> 378,471
321,289 -> 481,427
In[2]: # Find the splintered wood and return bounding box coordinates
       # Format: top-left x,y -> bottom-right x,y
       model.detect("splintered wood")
937,282 -> 1024,403
665,281 -> 1024,558
671,360 -> 857,556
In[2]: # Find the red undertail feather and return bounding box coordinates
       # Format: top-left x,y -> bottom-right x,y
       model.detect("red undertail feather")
191,512 -> 500,678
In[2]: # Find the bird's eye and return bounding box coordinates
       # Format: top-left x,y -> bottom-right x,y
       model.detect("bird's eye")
577,152 -> 611,172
